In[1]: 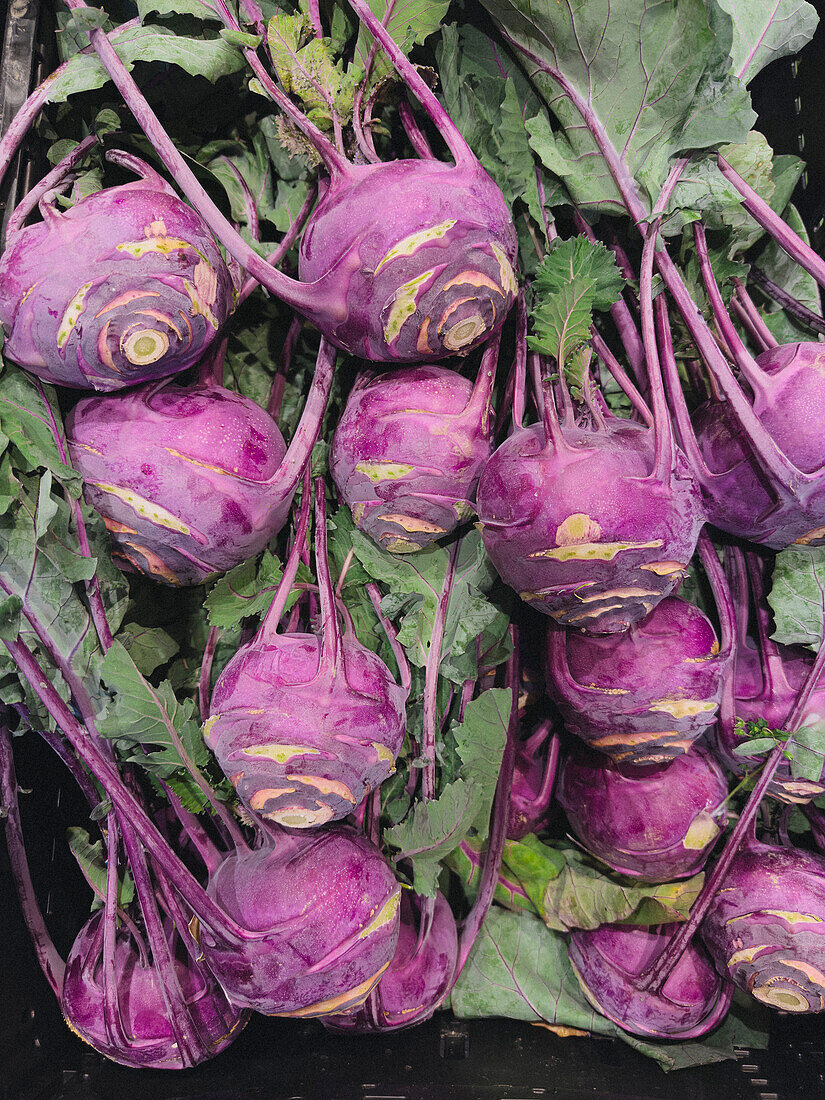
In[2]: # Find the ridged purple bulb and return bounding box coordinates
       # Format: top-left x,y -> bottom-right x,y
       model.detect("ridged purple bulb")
322,890 -> 458,1032
693,342 -> 825,548
0,162 -> 234,390
547,596 -> 728,763
205,625 -> 407,827
557,745 -> 729,882
61,911 -> 248,1068
199,830 -> 401,1017
330,365 -> 493,553
714,641 -> 825,803
66,382 -> 289,585
298,159 -> 517,362
477,421 -> 704,634
568,923 -> 733,1039
701,834 -> 825,1013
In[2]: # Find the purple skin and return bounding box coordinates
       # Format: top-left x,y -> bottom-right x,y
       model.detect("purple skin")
556,745 -> 729,883
198,828 -> 401,1016
65,339 -> 336,586
547,596 -> 728,764
0,156 -> 234,391
476,419 -> 705,634
61,910 -> 248,1069
66,382 -> 287,585
568,922 -> 733,1039
330,364 -> 494,553
322,889 -> 458,1032
205,482 -> 408,826
701,832 -> 825,1013
714,641 -> 825,804
693,343 -> 825,548
506,720 -> 559,840
299,158 -> 518,362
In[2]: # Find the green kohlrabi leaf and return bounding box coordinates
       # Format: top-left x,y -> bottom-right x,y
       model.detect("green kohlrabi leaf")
135,0 -> 222,20
115,623 -> 180,676
353,0 -> 451,86
204,550 -> 311,630
44,24 -> 245,105
712,0 -> 819,84
350,528 -> 504,683
769,545 -> 825,651
756,203 -> 822,343
497,0 -> 756,214
528,237 -> 624,372
98,641 -> 220,810
384,687 -> 511,894
501,836 -> 704,930
451,907 -> 769,1071
0,366 -> 82,494
67,826 -> 134,906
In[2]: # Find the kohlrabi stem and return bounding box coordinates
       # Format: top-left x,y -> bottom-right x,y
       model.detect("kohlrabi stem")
3,635 -> 251,944
159,777 -> 226,876
199,626 -> 220,723
366,582 -> 411,694
696,530 -> 735,660
465,331 -> 501,431
0,20 -> 141,196
536,356 -> 575,456
6,134 -> 100,237
692,222 -> 767,397
399,99 -> 435,159
421,540 -> 459,802
748,267 -> 825,337
639,637 -> 825,993
259,465 -> 313,639
511,289 -> 528,430
101,814 -> 131,1049
453,630 -> 518,982
120,821 -> 202,1066
718,156 -> 825,291
208,0 -> 350,174
590,329 -> 652,426
315,477 -> 343,675
744,548 -> 793,700
351,0 -> 397,163
573,212 -> 645,385
267,338 -> 336,495
345,0 -> 475,170
238,182 -> 317,306
265,316 -> 303,420
60,0 -> 349,323
0,719 -> 66,995
732,279 -> 779,349
34,376 -> 115,652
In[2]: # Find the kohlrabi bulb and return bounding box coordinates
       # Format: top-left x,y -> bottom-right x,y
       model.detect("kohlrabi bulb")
701,833 -> 825,1013
199,829 -> 401,1016
556,745 -> 728,882
330,361 -> 494,553
0,155 -> 234,391
61,911 -> 248,1068
298,158 -> 517,362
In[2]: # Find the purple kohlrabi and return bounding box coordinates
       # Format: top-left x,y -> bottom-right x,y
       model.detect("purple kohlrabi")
322,889 -> 458,1032
547,595 -> 728,764
199,828 -> 401,1016
65,340 -> 336,585
205,481 -> 407,826
330,338 -> 498,553
556,745 -> 729,883
701,832 -> 825,1013
61,911 -> 248,1068
298,156 -> 518,362
477,417 -> 704,634
568,922 -> 733,1039
0,151 -> 234,390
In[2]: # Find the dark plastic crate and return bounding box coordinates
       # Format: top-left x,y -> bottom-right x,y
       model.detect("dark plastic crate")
2,3 -> 825,1097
